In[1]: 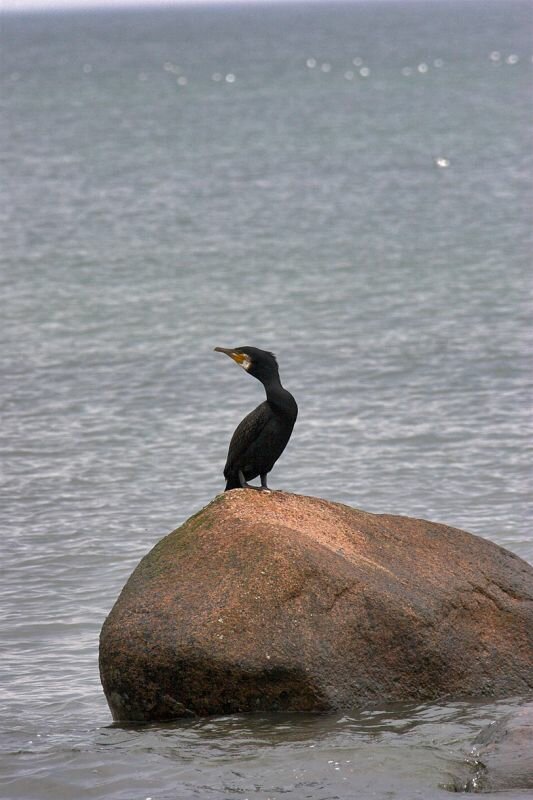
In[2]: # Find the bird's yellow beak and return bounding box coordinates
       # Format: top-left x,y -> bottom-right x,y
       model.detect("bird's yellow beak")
214,347 -> 246,365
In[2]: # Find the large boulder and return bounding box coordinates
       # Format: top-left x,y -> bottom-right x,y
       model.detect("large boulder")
99,491 -> 533,721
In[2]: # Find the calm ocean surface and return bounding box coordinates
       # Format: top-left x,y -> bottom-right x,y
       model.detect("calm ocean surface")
1,1 -> 532,798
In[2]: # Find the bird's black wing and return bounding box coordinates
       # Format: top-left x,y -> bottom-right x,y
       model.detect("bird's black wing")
223,401 -> 272,479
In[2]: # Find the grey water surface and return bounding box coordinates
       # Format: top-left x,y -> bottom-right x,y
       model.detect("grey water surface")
1,1 -> 532,798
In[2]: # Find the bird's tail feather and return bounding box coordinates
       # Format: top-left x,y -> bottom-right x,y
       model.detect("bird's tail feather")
224,475 -> 241,492
224,475 -> 241,491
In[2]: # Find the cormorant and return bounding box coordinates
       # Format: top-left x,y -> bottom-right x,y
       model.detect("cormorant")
214,346 -> 298,491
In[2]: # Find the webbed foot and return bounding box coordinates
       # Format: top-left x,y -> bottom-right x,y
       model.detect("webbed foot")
260,474 -> 271,492
237,471 -> 272,492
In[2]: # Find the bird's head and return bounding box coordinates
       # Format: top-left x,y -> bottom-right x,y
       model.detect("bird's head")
214,346 -> 279,382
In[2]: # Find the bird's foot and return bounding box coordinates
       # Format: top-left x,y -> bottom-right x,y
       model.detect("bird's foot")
238,470 -> 260,490
260,475 -> 272,493
238,471 -> 272,492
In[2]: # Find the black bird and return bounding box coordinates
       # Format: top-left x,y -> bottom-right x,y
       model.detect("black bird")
214,346 -> 298,491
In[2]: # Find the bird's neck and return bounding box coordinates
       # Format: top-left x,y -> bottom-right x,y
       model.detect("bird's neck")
262,375 -> 296,418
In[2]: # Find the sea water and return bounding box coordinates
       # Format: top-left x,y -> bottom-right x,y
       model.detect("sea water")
1,1 -> 532,797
